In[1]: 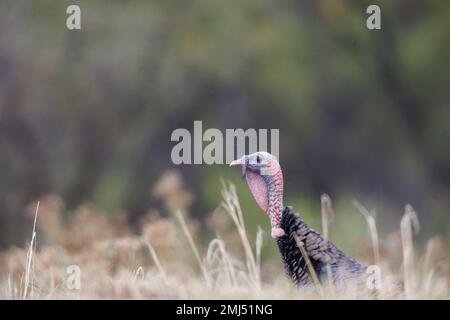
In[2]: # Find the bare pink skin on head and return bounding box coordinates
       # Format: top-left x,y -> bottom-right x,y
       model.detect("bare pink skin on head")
245,170 -> 268,212
231,153 -> 286,239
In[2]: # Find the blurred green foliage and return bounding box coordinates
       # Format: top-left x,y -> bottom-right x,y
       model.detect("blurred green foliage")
1,0 -> 450,248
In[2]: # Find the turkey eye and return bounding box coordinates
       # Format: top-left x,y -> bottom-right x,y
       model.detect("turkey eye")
256,156 -> 261,163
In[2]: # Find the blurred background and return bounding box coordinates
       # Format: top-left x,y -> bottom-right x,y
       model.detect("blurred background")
0,0 -> 449,258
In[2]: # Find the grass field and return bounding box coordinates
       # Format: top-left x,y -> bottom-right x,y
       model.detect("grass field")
0,182 -> 448,300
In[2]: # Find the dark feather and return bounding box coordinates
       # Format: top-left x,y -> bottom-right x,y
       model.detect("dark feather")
277,206 -> 366,289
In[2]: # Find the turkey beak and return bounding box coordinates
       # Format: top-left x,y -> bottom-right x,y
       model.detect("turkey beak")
230,157 -> 247,177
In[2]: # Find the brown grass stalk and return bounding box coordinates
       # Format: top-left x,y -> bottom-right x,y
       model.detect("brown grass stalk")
293,233 -> 325,297
353,200 -> 380,266
23,201 -> 39,299
176,211 -> 211,287
221,180 -> 261,289
401,204 -> 419,298
320,194 -> 336,297
145,241 -> 168,285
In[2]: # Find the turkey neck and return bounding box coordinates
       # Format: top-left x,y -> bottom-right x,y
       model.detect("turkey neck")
263,167 -> 284,233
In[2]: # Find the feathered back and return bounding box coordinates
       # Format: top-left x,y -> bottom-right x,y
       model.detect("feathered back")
277,206 -> 367,289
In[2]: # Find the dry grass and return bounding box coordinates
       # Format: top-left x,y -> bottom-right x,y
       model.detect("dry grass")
0,175 -> 449,299
22,201 -> 39,299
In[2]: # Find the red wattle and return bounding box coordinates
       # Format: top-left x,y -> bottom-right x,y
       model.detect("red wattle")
271,227 -> 286,239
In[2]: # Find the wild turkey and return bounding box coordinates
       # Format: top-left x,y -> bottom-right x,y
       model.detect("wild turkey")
230,151 -> 367,290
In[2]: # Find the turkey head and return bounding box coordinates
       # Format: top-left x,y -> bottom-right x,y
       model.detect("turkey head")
230,152 -> 285,239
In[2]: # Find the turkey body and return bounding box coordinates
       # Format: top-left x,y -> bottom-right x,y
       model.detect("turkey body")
277,206 -> 367,289
230,152 -> 370,291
